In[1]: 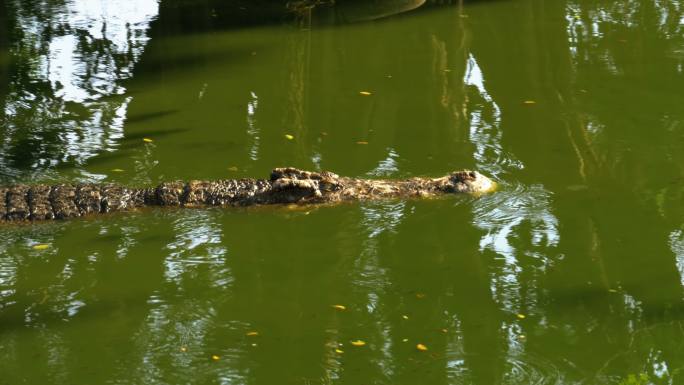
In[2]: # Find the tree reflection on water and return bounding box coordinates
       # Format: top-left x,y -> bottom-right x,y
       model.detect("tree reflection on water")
0,0 -> 158,183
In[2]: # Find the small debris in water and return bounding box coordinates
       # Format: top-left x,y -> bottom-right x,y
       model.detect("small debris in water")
285,134 -> 294,140
359,91 -> 372,96
246,331 -> 259,337
211,355 -> 220,361
227,166 -> 239,172
356,141 -> 369,145
415,293 -> 426,299
143,138 -> 154,143
402,315 -> 409,320
516,314 -> 526,320
402,338 -> 409,342
111,169 -> 125,173
335,348 -> 344,354
332,305 -> 346,311
350,340 -> 366,347
416,343 -> 428,351
180,346 -> 187,352
32,244 -> 50,250
440,328 -> 448,334
523,100 -> 537,105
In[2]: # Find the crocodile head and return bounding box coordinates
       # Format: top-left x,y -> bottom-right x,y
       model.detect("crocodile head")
435,170 -> 496,194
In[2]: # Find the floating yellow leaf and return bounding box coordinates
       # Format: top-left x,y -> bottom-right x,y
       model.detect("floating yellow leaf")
111,168 -> 125,173
350,340 -> 366,347
516,314 -> 526,320
251,343 -> 258,347
523,100 -> 536,105
211,355 -> 220,361
402,338 -> 409,342
356,141 -> 369,145
246,331 -> 259,336
440,328 -> 448,334
32,244 -> 50,250
180,346 -> 187,352
359,91 -> 372,96
402,315 -> 409,320
332,305 -> 346,311
285,134 -> 294,140
335,348 -> 344,354
143,138 -> 154,143
416,343 -> 428,351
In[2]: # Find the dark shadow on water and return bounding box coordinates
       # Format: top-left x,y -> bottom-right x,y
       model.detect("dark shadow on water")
128,45 -> 269,79
120,127 -> 189,141
124,109 -> 179,125
147,0 -> 468,36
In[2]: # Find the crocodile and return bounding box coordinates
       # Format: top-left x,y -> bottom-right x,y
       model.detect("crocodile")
0,168 -> 495,222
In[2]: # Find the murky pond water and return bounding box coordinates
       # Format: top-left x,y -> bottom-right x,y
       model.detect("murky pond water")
2,0 -> 684,383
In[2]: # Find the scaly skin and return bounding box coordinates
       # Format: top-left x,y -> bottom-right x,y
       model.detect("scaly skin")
0,168 -> 495,222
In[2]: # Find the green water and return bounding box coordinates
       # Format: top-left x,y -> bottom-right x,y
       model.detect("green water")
2,0 -> 684,383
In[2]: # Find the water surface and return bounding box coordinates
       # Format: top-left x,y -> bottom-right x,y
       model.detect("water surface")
1,0 -> 684,384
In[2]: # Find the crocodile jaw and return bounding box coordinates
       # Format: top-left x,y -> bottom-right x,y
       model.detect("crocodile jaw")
466,171 -> 497,194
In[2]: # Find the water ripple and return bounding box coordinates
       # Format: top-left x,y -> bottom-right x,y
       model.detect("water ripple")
503,353 -> 568,385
